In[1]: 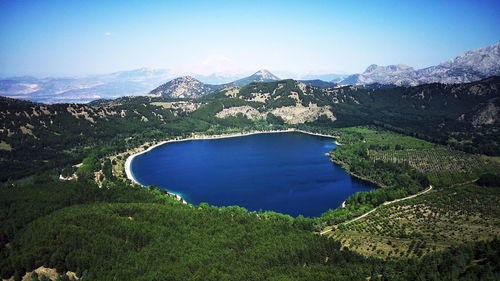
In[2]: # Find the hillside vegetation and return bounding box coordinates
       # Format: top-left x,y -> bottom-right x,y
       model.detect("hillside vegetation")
1,77 -> 498,181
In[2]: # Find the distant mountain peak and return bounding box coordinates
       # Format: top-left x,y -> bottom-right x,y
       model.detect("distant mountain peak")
247,69 -> 280,81
148,76 -> 217,98
338,42 -> 500,86
254,69 -> 275,76
226,69 -> 279,87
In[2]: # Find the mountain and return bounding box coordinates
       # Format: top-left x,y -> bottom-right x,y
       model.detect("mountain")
351,64 -> 416,86
338,43 -> 500,86
416,43 -> 500,84
0,68 -> 177,103
230,69 -> 280,86
148,70 -> 281,98
147,76 -> 222,98
0,68 -> 282,102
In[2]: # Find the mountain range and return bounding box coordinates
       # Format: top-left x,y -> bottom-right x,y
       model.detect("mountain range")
0,69 -> 283,103
0,43 -> 499,103
0,68 -> 178,104
2,75 -> 498,181
147,70 -> 341,99
147,70 -> 281,98
337,43 -> 500,86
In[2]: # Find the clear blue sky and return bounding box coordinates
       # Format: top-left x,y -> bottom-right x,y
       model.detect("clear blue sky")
0,0 -> 499,77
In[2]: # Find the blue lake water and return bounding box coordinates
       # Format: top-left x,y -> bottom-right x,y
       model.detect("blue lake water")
131,132 -> 374,217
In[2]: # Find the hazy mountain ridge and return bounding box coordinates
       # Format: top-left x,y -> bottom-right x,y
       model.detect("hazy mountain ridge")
2,44 -> 498,103
0,69 -> 282,103
0,68 -> 178,104
338,43 -> 500,86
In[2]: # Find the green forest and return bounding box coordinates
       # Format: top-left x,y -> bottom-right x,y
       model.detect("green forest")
1,179 -> 499,280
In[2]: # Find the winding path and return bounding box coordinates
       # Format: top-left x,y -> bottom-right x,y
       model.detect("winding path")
320,185 -> 433,235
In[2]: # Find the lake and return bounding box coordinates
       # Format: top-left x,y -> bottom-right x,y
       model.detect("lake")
130,132 -> 374,217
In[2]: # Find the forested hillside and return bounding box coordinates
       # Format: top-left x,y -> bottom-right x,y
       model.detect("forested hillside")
1,77 -> 498,181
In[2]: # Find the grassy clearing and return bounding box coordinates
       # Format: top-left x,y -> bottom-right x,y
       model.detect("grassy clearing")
0,141 -> 12,151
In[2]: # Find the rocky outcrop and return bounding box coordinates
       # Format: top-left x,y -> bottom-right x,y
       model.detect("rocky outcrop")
215,103 -> 336,125
270,104 -> 336,124
215,106 -> 264,119
472,101 -> 498,126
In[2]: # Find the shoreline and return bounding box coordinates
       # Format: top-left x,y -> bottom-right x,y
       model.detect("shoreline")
294,129 -> 341,145
124,128 -> 339,204
329,158 -> 386,189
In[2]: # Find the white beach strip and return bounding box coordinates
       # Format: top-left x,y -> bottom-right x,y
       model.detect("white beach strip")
124,129 -> 341,205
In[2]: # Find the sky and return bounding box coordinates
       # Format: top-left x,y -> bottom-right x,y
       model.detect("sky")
0,0 -> 499,78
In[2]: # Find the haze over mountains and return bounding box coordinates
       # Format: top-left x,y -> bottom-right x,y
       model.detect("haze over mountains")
0,43 -> 499,103
0,68 -> 178,104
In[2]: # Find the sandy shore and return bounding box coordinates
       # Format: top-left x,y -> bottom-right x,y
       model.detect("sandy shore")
124,129 -> 339,204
